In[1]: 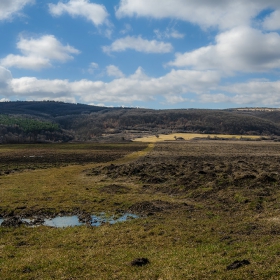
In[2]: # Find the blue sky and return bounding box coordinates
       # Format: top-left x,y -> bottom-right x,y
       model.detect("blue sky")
1,0 -> 280,109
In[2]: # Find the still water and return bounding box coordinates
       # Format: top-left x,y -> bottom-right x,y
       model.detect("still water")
0,213 -> 138,228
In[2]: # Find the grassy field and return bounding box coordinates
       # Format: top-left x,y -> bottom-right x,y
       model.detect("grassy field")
133,133 -> 261,142
1,141 -> 280,279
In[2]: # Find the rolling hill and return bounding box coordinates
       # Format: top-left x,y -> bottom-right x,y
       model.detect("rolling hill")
1,101 -> 280,143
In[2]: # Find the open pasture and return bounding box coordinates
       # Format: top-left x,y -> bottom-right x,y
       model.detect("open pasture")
1,141 -> 280,279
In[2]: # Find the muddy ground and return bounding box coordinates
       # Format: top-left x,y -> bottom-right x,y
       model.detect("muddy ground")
0,142 -> 147,175
1,140 -> 280,279
88,141 -> 280,209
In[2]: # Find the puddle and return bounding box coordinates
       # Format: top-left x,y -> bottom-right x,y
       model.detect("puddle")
91,213 -> 138,226
44,216 -> 83,228
0,213 -> 138,228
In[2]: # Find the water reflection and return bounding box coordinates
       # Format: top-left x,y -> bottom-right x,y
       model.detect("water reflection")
0,213 -> 138,228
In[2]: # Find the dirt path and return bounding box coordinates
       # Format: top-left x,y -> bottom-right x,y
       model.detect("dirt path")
113,143 -> 155,164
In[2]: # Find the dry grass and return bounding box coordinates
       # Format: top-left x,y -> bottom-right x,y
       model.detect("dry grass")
1,141 -> 280,279
133,133 -> 261,142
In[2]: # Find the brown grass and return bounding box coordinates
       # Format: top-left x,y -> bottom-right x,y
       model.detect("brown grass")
133,133 -> 261,142
1,141 -> 280,279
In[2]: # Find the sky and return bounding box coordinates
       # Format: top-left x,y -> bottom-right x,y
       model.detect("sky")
1,0 -> 280,109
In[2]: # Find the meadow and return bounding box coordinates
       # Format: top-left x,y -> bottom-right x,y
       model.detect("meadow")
133,133 -> 261,142
1,140 -> 280,279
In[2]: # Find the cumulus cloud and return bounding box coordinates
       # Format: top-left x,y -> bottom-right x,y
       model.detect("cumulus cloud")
106,65 -> 125,78
1,35 -> 80,70
0,67 -> 219,104
0,0 -> 34,21
116,0 -> 280,30
196,80 -> 280,106
49,0 -> 109,26
168,26 -> 280,73
221,80 -> 280,106
3,66 -> 280,106
103,35 -> 173,54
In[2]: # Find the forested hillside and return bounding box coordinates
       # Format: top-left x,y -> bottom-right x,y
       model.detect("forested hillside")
1,101 -> 280,143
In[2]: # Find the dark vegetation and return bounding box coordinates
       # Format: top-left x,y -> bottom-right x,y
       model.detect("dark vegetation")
1,101 -> 280,143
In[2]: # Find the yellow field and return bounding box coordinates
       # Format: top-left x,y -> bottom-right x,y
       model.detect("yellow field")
133,133 -> 261,142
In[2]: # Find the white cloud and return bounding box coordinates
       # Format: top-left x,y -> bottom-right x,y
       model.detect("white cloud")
49,0 -> 109,26
0,0 -> 34,21
1,35 -> 80,70
221,80 -> 280,106
106,65 -> 125,78
198,93 -> 229,104
0,66 -> 12,94
164,95 -> 188,104
263,10 -> 280,30
116,0 -> 280,30
88,62 -> 98,74
1,55 -> 51,70
196,80 -> 280,106
0,98 -> 10,102
154,28 -> 184,39
103,35 -> 173,54
168,26 -> 280,73
3,66 -> 280,106
89,62 -> 98,69
0,66 -> 12,84
1,67 -> 219,104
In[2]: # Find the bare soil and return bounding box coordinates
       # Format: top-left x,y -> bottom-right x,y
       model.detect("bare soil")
89,141 -> 280,209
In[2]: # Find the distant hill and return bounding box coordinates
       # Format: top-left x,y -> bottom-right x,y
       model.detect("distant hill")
0,101 -> 118,118
228,108 -> 280,126
1,101 -> 280,143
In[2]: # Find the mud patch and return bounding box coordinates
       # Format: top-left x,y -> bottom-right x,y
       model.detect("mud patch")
131,258 -> 150,266
226,259 -> 250,270
1,217 -> 24,227
99,184 -> 131,194
129,200 -> 174,215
